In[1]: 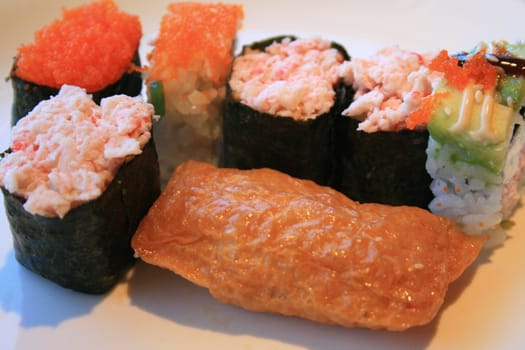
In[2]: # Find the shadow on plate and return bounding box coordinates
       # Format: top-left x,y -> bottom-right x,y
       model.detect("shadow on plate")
127,260 -> 448,350
0,250 -> 103,328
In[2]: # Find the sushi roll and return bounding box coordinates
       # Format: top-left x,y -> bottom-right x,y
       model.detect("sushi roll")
421,43 -> 525,235
132,160 -> 484,331
335,46 -> 439,208
221,36 -> 352,186
144,2 -> 244,186
10,0 -> 143,125
0,85 -> 160,294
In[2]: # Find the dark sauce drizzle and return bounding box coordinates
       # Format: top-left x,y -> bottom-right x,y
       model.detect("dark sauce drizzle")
453,52 -> 525,117
453,52 -> 525,77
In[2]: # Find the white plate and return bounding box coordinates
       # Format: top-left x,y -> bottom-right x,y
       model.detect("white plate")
1,1 -> 525,349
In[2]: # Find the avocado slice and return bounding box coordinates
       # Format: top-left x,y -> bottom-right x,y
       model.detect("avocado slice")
428,82 -> 515,174
498,75 -> 525,111
497,42 -> 525,110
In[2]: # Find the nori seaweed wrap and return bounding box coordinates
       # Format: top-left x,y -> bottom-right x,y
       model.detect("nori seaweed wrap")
2,139 -> 159,294
221,36 -> 352,186
10,0 -> 144,125
333,117 -> 432,207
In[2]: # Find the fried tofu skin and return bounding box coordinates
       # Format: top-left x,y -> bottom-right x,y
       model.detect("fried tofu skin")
132,161 -> 484,330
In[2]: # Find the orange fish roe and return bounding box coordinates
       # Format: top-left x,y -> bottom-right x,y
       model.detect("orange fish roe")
428,50 -> 498,91
15,0 -> 141,92
148,2 -> 244,85
462,52 -> 499,91
406,50 -> 498,129
406,92 -> 448,130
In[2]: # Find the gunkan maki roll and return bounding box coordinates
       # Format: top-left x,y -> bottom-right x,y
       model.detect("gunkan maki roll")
10,0 -> 143,125
0,85 -> 160,294
144,2 -> 244,186
221,36 -> 352,186
334,46 -> 439,208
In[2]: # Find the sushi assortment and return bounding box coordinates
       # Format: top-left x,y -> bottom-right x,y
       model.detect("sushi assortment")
2,0 -> 525,333
221,39 -> 525,237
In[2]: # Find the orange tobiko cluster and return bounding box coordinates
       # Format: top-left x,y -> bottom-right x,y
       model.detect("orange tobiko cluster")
428,50 -> 498,91
406,92 -> 448,130
15,0 -> 142,92
406,50 -> 499,129
147,2 -> 244,85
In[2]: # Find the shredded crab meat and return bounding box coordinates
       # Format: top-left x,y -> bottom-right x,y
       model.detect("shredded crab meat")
339,46 -> 441,132
229,37 -> 344,120
0,85 -> 154,218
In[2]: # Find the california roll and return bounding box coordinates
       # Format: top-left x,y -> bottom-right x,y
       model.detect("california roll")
422,43 -> 525,235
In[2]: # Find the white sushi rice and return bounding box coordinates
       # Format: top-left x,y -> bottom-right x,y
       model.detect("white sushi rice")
144,35 -> 230,187
156,67 -> 225,139
426,115 -> 525,240
149,65 -> 226,186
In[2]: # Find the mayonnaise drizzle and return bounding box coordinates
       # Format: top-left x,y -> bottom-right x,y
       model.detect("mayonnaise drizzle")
471,89 -> 496,140
449,83 -> 498,141
450,84 -> 475,133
